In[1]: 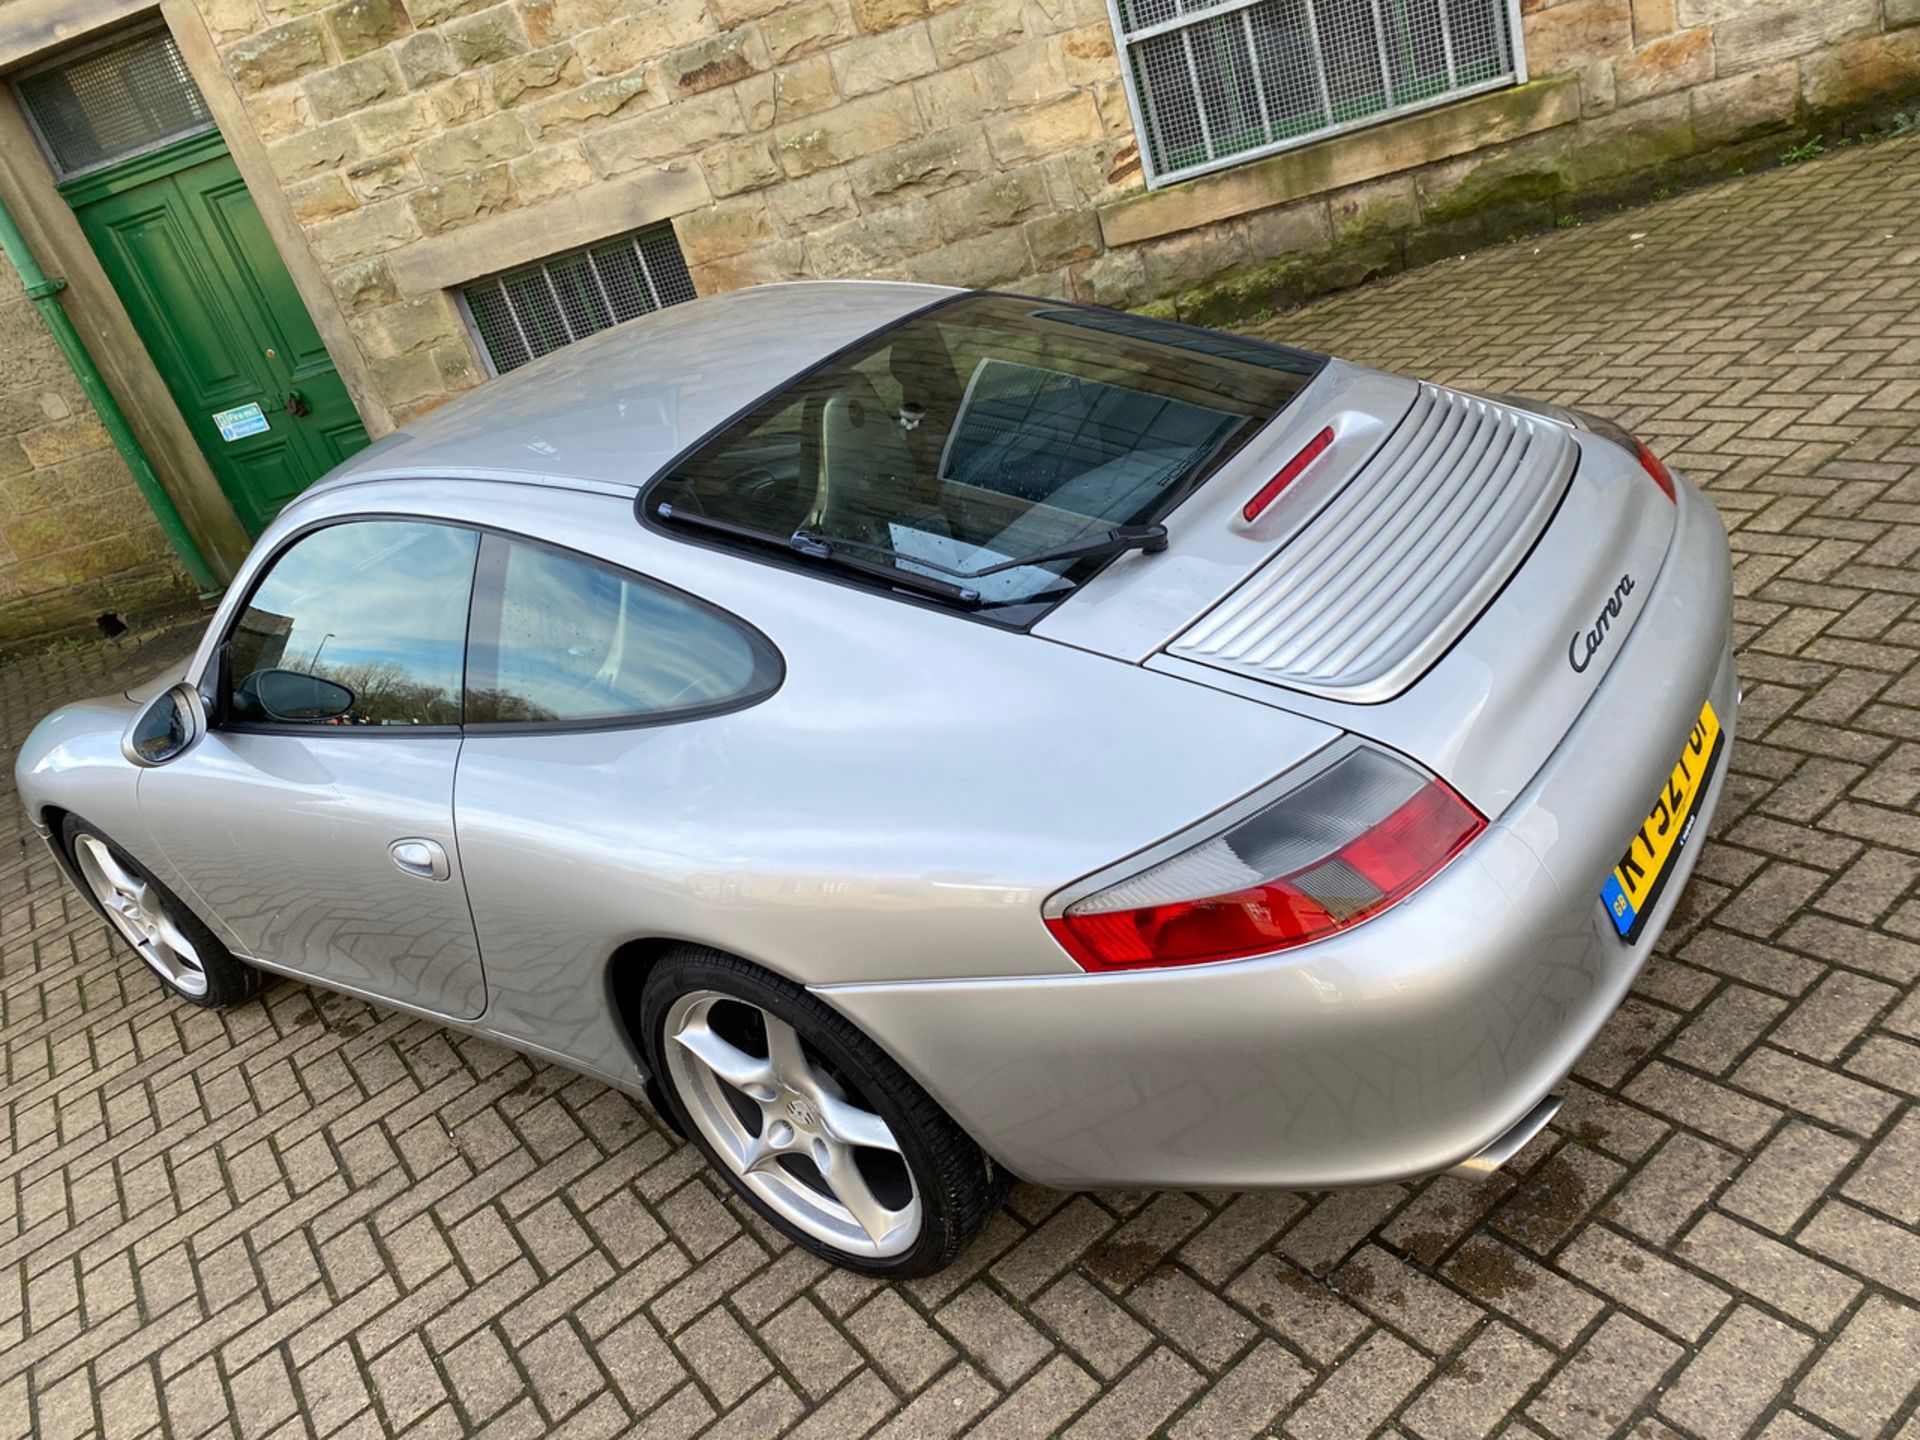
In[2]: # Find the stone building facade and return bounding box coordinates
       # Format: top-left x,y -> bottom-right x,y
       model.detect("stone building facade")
1,0 -> 1917,642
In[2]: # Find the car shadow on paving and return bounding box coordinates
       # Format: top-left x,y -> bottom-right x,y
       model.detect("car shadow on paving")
4,133 -> 1920,1440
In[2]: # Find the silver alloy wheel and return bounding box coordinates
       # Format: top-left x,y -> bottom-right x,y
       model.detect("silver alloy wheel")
663,990 -> 922,1258
73,834 -> 209,998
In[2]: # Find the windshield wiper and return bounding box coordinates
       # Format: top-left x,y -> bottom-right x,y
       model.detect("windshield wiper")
790,522 -> 1168,580
654,503 -> 985,608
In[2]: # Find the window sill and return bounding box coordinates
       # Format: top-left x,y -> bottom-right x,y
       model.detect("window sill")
1098,76 -> 1581,250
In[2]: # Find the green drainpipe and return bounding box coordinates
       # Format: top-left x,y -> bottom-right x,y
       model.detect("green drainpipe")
0,191 -> 219,594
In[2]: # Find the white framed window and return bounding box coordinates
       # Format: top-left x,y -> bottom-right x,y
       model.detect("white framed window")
1111,0 -> 1528,188
457,227 -> 698,375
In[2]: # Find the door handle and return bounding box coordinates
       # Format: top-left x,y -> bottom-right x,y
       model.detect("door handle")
285,389 -> 310,418
389,838 -> 450,881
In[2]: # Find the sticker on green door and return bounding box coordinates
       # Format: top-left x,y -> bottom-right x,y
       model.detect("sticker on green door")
213,402 -> 270,441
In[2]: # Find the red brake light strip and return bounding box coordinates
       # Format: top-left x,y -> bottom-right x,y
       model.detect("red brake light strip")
1243,426 -> 1335,523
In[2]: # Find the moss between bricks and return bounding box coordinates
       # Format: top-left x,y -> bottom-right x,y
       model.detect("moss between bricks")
1147,77 -> 1920,332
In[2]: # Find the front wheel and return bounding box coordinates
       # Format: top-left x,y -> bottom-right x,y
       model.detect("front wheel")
640,946 -> 1004,1275
62,814 -> 264,1009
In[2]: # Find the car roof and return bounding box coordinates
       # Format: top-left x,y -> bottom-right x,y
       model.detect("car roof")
315,280 -> 957,496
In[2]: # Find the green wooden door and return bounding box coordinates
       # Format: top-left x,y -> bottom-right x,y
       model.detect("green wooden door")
67,132 -> 370,535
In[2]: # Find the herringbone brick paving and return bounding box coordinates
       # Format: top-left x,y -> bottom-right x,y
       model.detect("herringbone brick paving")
5,133 -> 1920,1440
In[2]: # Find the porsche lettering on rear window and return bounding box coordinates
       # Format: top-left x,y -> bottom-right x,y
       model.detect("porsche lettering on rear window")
646,295 -> 1322,626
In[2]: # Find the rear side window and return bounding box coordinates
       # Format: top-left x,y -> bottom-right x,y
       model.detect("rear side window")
465,534 -> 780,726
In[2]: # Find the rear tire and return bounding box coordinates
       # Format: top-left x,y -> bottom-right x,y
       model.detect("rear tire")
62,814 -> 264,1009
639,945 -> 1005,1276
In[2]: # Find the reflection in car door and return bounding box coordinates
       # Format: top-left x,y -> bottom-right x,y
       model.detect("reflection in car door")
134,519 -> 493,1020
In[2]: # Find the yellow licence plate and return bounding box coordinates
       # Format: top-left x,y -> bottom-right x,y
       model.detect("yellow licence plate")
1602,699 -> 1723,943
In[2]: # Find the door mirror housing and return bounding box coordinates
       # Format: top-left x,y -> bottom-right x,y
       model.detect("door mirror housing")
122,682 -> 208,767
244,668 -> 358,722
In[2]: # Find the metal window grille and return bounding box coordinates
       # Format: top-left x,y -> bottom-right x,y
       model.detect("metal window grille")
1113,0 -> 1526,188
458,229 -> 699,375
16,26 -> 215,181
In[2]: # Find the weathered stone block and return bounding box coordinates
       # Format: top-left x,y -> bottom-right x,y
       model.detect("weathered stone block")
369,350 -> 449,407
330,257 -> 403,315
409,165 -> 516,233
1616,26 -> 1713,103
1580,57 -> 1618,116
1242,197 -> 1332,263
807,201 -> 940,273
406,0 -> 495,24
768,169 -> 858,227
428,75 -> 493,124
1418,130 -> 1572,222
1330,174 -> 1418,241
914,40 -> 1071,129
930,0 -> 1024,66
197,0 -> 267,44
310,196 -> 421,263
710,0 -> 791,22
688,238 -> 809,292
984,91 -> 1100,166
1564,89 -> 1693,186
226,18 -> 326,91
353,295 -> 466,358
509,142 -> 594,201
1712,5 -> 1829,74
244,86 -> 310,143
702,138 -> 784,194
417,112 -> 532,178
305,52 -> 407,120
446,4 -> 530,66
775,89 -> 922,174
675,202 -> 778,261
1890,0 -> 1920,30
326,0 -> 409,59
1690,60 -> 1798,146
18,416 -> 108,469
492,44 -> 583,105
928,163 -> 1048,238
661,30 -> 771,97
266,119 -> 362,182
853,129 -> 991,205
574,0 -> 714,73
759,57 -> 839,125
523,69 -> 651,135
288,171 -> 359,220
1799,28 -> 1920,113
1524,0 -> 1633,76
851,0 -> 927,32
586,88 -> 747,172
831,26 -> 937,99
903,227 -> 1030,287
764,0 -> 855,63
396,30 -> 457,87
1630,0 -> 1676,40
1062,23 -> 1115,85
1024,209 -> 1099,266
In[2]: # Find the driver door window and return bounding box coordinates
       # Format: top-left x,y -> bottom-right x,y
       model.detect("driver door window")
225,521 -> 480,727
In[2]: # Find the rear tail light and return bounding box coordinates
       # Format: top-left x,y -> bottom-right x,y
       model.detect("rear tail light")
1046,747 -> 1485,973
1632,437 -> 1677,502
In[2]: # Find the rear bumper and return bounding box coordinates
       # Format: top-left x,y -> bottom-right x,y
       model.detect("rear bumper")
821,476 -> 1736,1190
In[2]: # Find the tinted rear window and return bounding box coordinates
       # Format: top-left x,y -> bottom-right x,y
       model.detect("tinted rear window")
646,294 -> 1321,625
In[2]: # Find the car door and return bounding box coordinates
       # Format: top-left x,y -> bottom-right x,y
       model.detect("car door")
136,519 -> 492,1019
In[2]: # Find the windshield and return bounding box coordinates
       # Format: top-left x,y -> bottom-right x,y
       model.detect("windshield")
645,294 -> 1323,625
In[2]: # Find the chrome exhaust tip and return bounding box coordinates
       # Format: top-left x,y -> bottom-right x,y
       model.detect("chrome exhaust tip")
1447,1093 -> 1563,1177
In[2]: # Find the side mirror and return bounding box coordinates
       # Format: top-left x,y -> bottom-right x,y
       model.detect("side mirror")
122,682 -> 207,767
248,668 -> 357,722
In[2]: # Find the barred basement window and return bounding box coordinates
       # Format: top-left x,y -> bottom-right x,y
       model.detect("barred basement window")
1113,0 -> 1527,188
458,228 -> 699,375
16,25 -> 216,182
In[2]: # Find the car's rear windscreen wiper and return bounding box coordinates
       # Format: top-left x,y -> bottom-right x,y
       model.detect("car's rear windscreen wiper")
653,502 -> 985,608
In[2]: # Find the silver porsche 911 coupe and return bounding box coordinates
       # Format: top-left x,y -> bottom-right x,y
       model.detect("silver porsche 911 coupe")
15,283 -> 1735,1275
